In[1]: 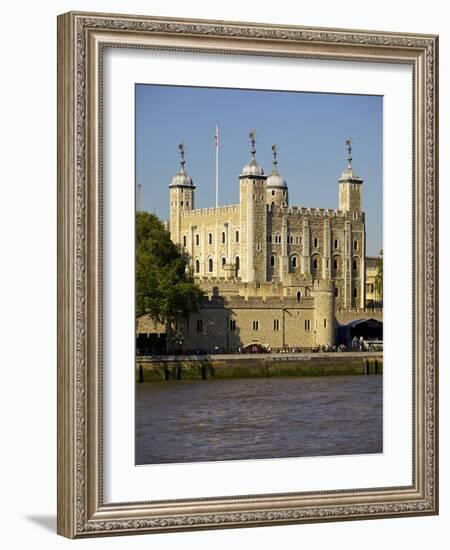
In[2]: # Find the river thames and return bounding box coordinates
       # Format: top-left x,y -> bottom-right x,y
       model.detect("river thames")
136,374 -> 382,465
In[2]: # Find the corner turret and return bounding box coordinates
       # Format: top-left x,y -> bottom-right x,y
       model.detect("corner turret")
338,138 -> 363,214
169,143 -> 195,244
239,131 -> 267,283
266,144 -> 288,208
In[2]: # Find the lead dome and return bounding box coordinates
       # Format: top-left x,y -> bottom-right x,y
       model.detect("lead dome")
169,143 -> 194,187
266,144 -> 287,188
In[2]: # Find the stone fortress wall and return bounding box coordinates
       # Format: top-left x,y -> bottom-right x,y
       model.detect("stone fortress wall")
154,135 -> 371,351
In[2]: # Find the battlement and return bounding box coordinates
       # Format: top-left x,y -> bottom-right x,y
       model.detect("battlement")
180,204 -> 240,219
268,204 -> 355,218
201,293 -> 316,308
197,278 -> 333,304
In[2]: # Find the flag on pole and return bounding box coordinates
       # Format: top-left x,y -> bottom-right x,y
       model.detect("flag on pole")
215,125 -> 219,208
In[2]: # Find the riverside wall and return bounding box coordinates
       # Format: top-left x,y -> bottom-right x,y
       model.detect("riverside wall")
136,352 -> 383,382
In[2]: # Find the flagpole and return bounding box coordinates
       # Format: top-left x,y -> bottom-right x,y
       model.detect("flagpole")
215,124 -> 219,208
137,182 -> 142,211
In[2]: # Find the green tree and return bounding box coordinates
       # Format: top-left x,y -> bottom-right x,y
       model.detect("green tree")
375,249 -> 383,303
136,212 -> 204,350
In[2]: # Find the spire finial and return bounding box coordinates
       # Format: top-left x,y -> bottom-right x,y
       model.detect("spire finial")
178,142 -> 186,170
249,130 -> 256,159
346,138 -> 353,168
271,143 -> 278,169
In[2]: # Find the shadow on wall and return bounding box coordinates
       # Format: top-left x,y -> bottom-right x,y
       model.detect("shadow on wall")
177,286 -> 244,354
136,286 -> 244,355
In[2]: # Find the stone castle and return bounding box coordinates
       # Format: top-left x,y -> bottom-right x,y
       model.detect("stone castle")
143,133 -> 367,352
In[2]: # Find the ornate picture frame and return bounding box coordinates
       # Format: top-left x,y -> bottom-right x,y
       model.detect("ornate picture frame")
57,11 -> 438,538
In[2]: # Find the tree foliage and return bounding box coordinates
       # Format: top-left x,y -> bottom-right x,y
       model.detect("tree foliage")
136,212 -> 204,322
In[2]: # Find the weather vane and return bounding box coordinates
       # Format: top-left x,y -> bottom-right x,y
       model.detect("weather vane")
249,130 -> 256,157
178,142 -> 186,168
346,138 -> 353,167
271,143 -> 278,166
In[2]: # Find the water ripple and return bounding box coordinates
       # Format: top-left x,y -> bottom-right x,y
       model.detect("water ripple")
136,375 -> 382,464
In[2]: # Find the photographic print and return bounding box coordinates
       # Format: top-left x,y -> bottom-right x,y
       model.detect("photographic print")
135,85 -> 383,465
57,12 -> 438,537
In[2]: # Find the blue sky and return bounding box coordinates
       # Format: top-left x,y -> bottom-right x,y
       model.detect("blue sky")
136,85 -> 383,256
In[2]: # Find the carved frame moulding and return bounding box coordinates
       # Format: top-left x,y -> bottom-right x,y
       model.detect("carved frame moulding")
57,11 -> 438,538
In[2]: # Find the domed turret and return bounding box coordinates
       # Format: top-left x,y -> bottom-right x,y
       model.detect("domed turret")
239,130 -> 265,178
169,143 -> 195,243
238,131 -> 268,284
338,138 -> 363,213
170,143 -> 195,187
339,165 -> 361,182
241,158 -> 264,177
339,138 -> 362,183
267,143 -> 287,188
266,144 -> 289,208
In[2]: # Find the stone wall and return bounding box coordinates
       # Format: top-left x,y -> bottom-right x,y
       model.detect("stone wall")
335,308 -> 383,324
136,353 -> 383,381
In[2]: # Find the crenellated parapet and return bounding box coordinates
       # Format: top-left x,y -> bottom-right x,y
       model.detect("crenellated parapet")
166,135 -> 367,313
180,204 -> 240,219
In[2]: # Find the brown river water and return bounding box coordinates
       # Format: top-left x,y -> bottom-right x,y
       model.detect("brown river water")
136,374 -> 382,465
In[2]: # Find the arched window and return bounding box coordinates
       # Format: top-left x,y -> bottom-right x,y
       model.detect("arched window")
222,232 -> 226,244
353,259 -> 357,270
195,234 -> 199,246
271,201 -> 275,209
208,258 -> 213,272
235,256 -> 240,276
208,233 -> 213,245
313,258 -> 318,269
186,200 -> 189,207
195,259 -> 200,273
291,256 -> 297,268
333,258 -> 338,270
296,291 -> 301,302
354,240 -> 358,251
272,190 -> 275,196
314,238 -> 318,248
270,255 -> 275,267
235,230 -> 239,243
183,235 -> 186,247
222,257 -> 226,268
180,200 -> 183,207
334,239 -> 338,249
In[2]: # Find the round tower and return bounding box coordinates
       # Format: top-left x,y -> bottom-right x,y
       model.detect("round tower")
169,143 -> 195,244
266,144 -> 288,208
313,279 -> 335,347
